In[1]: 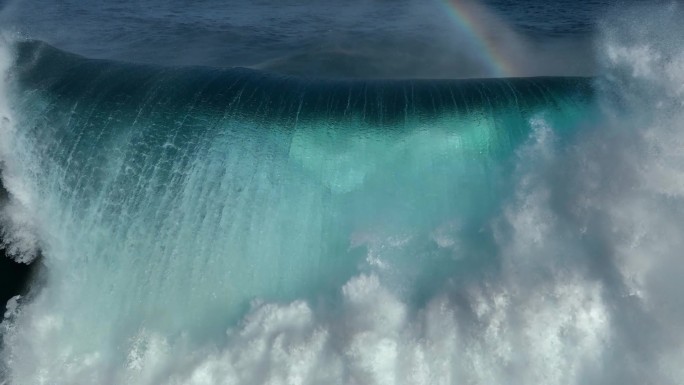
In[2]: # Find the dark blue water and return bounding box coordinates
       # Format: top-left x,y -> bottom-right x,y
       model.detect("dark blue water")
1,1 -> 684,385
0,0 -> 615,77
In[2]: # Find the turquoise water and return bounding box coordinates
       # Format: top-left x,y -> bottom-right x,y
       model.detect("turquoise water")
0,39 -> 603,383
7,41 -> 593,336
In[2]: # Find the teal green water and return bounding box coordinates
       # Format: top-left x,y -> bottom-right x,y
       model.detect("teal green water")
4,40 -> 595,351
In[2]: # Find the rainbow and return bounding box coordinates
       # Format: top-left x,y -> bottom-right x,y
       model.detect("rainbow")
438,0 -> 515,77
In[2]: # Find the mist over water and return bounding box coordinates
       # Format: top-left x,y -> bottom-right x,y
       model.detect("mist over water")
1,1 -> 684,384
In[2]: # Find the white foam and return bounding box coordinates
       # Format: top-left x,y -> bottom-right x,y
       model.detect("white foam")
0,34 -> 40,263
2,271 -> 604,385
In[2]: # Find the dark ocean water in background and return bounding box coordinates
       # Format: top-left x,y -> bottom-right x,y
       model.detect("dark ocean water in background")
2,1 -> 684,384
0,0 -> 619,77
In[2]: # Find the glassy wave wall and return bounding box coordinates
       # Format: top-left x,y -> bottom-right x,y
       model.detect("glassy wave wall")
0,38 -> 616,385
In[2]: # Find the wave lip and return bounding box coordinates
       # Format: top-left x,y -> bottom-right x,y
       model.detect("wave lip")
13,40 -> 594,124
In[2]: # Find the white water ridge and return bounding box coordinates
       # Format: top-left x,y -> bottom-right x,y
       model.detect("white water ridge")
1,5 -> 684,385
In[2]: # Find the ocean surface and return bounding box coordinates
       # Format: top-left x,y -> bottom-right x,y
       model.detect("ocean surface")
1,1 -> 684,384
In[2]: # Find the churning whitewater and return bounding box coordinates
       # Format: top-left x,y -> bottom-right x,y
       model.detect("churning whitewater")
2,5 -> 684,384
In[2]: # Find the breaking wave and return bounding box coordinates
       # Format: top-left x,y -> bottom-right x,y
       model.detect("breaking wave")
1,5 -> 684,383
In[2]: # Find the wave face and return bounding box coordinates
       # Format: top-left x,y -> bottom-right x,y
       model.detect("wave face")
10,33 -> 682,385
